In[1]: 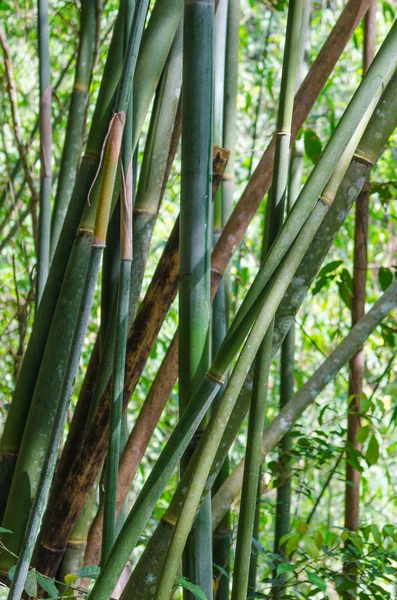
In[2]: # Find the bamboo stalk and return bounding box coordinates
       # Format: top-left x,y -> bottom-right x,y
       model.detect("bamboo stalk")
36,0 -> 52,303
179,0 -> 214,594
212,1 -> 231,594
343,1 -> 376,591
50,0 -> 99,257
102,100 -> 134,562
231,0 -> 305,596
272,2 -> 310,593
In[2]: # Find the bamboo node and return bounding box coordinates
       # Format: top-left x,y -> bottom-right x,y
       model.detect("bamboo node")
353,149 -> 375,166
276,130 -> 291,137
161,513 -> 177,528
92,236 -> 106,248
319,195 -> 333,207
206,370 -> 225,385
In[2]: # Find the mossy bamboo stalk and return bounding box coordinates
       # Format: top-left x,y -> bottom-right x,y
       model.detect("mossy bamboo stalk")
0,0 -> 148,573
126,68 -> 397,598
36,0 -> 52,303
93,0 -> 375,488
50,0 -> 99,257
34,149 -> 228,579
231,1 -> 305,596
343,2 -> 376,590
179,0 -> 214,594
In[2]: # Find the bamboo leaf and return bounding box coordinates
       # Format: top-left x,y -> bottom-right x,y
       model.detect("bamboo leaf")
176,576 -> 208,600
64,573 -> 78,586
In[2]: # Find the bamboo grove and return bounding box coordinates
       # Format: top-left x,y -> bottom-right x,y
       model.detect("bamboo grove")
0,0 -> 397,598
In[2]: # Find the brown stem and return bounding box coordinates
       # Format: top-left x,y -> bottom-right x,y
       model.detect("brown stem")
343,0 -> 376,589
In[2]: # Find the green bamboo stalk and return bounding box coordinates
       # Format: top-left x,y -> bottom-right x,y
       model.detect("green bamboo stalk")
36,0 -> 52,303
273,3 -> 310,592
50,0 -> 99,258
179,0 -> 214,594
102,100 -> 133,562
6,244 -> 103,600
231,1 -> 305,596
211,0 -> 229,596
0,0 -> 148,573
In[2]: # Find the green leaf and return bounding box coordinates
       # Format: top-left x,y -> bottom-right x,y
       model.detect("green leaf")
64,573 -> 79,586
307,572 -> 327,592
304,128 -> 322,163
77,565 -> 100,579
276,563 -> 295,575
370,524 -> 383,547
0,527 -> 12,533
356,425 -> 370,444
213,564 -> 229,579
318,260 -> 343,278
36,572 -> 59,598
176,576 -> 208,600
366,435 -> 380,466
252,537 -> 265,554
25,569 -> 37,598
303,536 -> 319,560
286,534 -> 300,556
379,267 -> 393,291
8,566 -> 16,581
